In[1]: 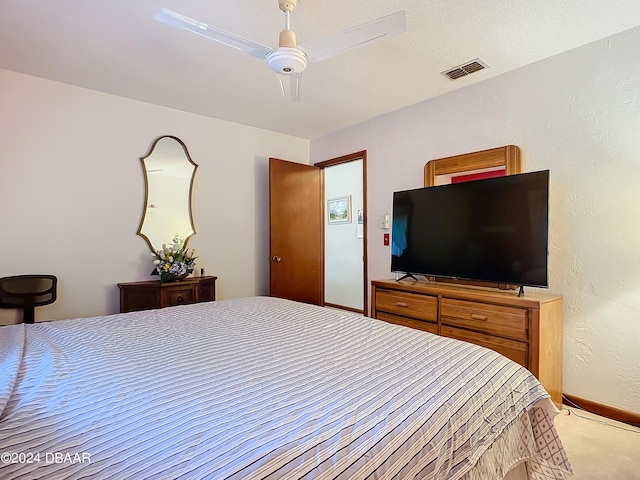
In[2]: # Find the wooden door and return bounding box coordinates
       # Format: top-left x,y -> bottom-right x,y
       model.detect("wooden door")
269,158 -> 323,304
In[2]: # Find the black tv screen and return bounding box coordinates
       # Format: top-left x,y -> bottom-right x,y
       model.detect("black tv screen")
391,170 -> 549,287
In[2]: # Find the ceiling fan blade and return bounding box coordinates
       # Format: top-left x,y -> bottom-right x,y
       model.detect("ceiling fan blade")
299,11 -> 406,63
290,74 -> 301,102
155,8 -> 274,60
277,74 -> 302,102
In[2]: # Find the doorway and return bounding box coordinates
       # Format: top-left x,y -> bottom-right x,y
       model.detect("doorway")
315,151 -> 367,315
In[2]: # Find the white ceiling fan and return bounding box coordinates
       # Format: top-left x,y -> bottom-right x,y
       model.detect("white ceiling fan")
155,1 -> 406,101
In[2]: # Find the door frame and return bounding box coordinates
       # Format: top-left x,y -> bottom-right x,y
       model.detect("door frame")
314,151 -> 368,316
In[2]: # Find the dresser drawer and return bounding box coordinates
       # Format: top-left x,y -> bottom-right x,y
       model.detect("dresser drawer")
440,298 -> 528,341
441,325 -> 528,368
375,289 -> 437,322
376,311 -> 438,334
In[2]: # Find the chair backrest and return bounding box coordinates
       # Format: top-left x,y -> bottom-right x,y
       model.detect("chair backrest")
0,275 -> 57,324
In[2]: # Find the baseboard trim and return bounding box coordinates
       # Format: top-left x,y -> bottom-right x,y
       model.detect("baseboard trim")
324,302 -> 364,315
562,393 -> 640,428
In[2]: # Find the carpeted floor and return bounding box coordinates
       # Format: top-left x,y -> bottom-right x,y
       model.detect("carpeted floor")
554,406 -> 640,479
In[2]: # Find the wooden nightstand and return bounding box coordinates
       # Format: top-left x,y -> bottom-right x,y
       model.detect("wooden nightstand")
118,276 -> 217,313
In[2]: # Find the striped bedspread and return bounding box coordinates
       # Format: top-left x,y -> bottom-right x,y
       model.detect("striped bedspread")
0,296 -> 571,479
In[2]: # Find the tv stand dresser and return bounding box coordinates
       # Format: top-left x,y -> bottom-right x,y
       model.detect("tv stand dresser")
371,279 -> 563,407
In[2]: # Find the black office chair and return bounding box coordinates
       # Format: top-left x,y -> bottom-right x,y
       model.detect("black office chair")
0,275 -> 57,324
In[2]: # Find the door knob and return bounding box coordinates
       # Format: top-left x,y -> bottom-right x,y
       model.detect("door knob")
272,255 -> 282,262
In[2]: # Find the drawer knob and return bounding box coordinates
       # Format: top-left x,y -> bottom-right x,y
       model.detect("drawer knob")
396,301 -> 409,308
177,295 -> 183,303
470,313 -> 488,321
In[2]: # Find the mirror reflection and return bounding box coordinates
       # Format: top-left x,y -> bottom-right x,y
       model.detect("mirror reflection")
137,136 -> 197,253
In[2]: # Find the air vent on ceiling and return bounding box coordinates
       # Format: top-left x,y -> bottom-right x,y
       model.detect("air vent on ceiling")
441,58 -> 488,80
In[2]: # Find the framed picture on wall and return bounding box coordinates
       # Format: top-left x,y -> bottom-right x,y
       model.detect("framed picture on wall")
328,195 -> 351,224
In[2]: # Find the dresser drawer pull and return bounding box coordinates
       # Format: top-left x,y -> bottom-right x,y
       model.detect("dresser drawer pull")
176,295 -> 184,303
470,313 -> 488,321
396,301 -> 410,308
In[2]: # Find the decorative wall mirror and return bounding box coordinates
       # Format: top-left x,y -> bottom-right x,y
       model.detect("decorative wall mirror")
137,136 -> 198,253
424,145 -> 522,186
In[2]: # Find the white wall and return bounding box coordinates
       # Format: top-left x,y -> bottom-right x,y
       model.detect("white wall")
324,160 -> 364,310
0,69 -> 309,324
311,28 -> 640,414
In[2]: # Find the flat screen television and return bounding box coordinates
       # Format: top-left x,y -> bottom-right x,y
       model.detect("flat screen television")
391,170 -> 549,289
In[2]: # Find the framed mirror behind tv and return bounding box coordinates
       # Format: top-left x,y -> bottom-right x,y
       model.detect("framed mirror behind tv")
422,145 -> 523,290
424,145 -> 522,187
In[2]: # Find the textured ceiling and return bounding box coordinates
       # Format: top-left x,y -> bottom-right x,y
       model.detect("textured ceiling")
2,1 -> 640,139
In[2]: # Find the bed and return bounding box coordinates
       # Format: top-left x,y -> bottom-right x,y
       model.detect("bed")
0,296 -> 572,479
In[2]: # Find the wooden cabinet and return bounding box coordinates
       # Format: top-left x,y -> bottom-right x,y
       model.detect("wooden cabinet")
118,276 -> 217,313
371,279 -> 563,407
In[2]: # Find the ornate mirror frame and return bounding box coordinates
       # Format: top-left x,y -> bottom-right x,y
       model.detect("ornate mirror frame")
137,136 -> 198,253
424,145 -> 522,187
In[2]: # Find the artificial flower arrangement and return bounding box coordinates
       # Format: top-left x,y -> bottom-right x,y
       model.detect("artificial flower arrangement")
151,237 -> 197,283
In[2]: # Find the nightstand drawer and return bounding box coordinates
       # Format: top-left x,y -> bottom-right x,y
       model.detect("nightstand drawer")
165,286 -> 196,306
376,311 -> 438,334
120,290 -> 160,312
441,298 -> 528,341
375,289 -> 437,322
441,325 -> 528,368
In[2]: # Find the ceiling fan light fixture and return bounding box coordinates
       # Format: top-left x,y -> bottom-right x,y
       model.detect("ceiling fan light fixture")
279,29 -> 296,48
267,47 -> 308,74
